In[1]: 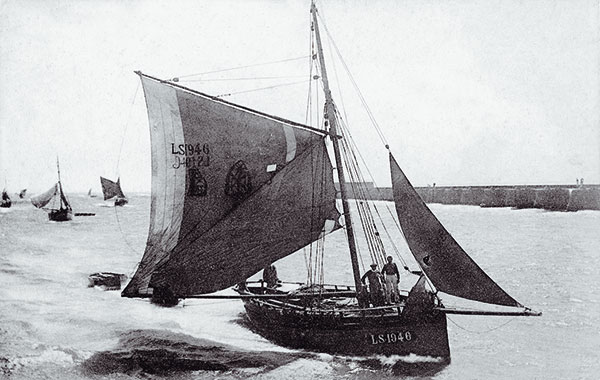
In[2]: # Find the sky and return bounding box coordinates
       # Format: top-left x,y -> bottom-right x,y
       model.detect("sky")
1,0 -> 599,194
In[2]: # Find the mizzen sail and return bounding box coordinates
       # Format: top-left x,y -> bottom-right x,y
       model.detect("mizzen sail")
390,154 -> 521,307
30,184 -> 58,209
123,73 -> 338,297
100,177 -> 126,200
58,181 -> 71,209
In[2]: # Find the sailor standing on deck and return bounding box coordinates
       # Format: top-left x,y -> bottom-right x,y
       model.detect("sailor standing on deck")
382,256 -> 401,304
361,263 -> 385,306
262,264 -> 279,288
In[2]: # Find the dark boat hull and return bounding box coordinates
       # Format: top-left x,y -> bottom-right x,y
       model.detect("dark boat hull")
88,272 -> 127,290
0,201 -> 10,208
49,208 -> 73,221
114,197 -> 128,206
239,291 -> 450,358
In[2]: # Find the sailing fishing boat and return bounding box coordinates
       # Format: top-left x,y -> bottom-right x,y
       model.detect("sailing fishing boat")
87,188 -> 97,198
31,158 -> 73,221
122,1 -> 540,359
1,189 -> 11,208
18,189 -> 27,199
100,177 -> 128,206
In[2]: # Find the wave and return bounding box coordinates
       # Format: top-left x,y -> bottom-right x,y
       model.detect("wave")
81,329 -> 312,376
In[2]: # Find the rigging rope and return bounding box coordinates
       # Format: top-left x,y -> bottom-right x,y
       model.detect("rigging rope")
215,79 -> 311,97
180,75 -> 307,82
447,315 -> 518,334
335,110 -> 387,268
337,116 -> 412,269
115,81 -> 140,175
113,82 -> 144,278
172,56 -> 310,80
305,19 -> 316,126
317,12 -> 389,149
310,11 -> 429,286
309,8 -> 414,278
114,206 -> 143,279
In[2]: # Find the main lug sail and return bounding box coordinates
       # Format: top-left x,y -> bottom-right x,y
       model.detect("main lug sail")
30,184 -> 58,208
150,140 -> 339,295
390,154 -> 522,307
123,73 -> 338,297
100,177 -> 126,200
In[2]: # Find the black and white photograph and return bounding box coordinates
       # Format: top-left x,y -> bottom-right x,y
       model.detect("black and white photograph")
1,1 -> 598,379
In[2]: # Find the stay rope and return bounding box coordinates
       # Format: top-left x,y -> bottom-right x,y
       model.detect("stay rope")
447,315 -> 518,334
180,75 -> 307,82
115,81 -> 140,174
309,7 -> 419,281
171,56 -> 309,80
336,110 -> 412,271
317,11 -> 389,149
215,79 -> 311,98
113,206 -> 143,278
113,81 -> 144,278
310,8 -> 443,298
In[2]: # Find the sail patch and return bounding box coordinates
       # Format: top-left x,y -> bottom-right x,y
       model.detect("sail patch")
283,124 -> 297,162
422,255 -> 431,266
188,169 -> 208,196
225,160 -> 253,201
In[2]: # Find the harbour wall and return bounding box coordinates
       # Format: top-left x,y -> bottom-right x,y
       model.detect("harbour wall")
336,183 -> 600,211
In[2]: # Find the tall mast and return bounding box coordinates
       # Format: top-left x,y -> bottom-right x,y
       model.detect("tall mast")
311,2 -> 362,291
56,156 -> 64,208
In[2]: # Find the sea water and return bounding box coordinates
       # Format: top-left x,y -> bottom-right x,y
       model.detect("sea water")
0,195 -> 598,379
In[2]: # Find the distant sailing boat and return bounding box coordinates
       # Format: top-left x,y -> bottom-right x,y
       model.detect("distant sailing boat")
87,188 -> 97,198
122,1 -> 540,360
18,189 -> 27,199
31,158 -> 73,221
0,189 -> 11,208
100,177 -> 128,206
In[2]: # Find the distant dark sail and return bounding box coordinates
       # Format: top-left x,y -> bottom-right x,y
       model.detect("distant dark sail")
123,73 -> 338,297
30,184 -> 58,208
19,189 -> 27,199
59,181 -> 71,209
100,177 -> 126,200
390,154 -> 521,307
1,189 -> 11,208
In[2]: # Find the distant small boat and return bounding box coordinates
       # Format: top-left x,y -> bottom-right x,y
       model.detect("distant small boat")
1,189 -> 11,208
74,212 -> 96,217
88,272 -> 128,290
31,158 -> 73,221
18,189 -> 27,199
87,188 -> 97,198
100,177 -> 128,206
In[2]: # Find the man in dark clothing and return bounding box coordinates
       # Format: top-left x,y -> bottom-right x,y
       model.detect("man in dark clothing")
382,256 -> 401,304
262,264 -> 279,288
361,263 -> 385,306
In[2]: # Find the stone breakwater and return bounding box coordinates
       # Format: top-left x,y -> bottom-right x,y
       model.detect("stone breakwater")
336,183 -> 600,211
